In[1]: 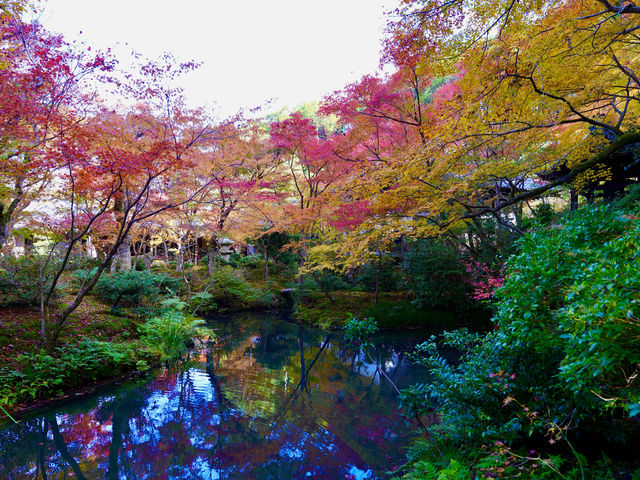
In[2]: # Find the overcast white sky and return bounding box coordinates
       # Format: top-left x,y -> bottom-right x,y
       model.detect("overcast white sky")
38,0 -> 397,118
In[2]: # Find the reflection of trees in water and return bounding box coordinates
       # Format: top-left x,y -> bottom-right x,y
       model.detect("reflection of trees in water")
0,314 -> 425,479
269,325 -> 333,430
49,415 -> 89,480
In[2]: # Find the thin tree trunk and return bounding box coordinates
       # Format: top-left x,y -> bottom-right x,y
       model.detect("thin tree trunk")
50,416 -> 89,480
207,233 -> 218,278
570,189 -> 579,211
0,179 -> 24,251
194,234 -> 199,265
176,238 -> 184,272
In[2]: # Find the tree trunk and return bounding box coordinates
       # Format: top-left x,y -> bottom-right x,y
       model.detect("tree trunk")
207,233 -> 218,277
0,216 -> 10,252
374,252 -> 382,306
163,241 -> 170,262
176,238 -> 184,272
570,189 -> 579,211
312,271 -> 335,303
110,235 -> 132,273
120,235 -> 131,270
0,180 -> 24,252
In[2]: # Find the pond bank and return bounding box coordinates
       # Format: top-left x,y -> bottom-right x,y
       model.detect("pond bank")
0,311 -> 434,479
0,288 -> 475,421
0,296 -> 212,420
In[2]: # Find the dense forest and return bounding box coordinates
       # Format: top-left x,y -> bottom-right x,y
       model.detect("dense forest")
1,0 -> 639,478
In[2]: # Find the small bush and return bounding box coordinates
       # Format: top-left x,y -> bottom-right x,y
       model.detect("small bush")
353,257 -> 400,292
95,270 -> 179,308
211,266 -> 260,307
208,266 -> 277,310
139,306 -> 214,360
71,267 -> 100,287
189,291 -> 217,313
66,255 -> 101,271
0,255 -> 54,307
314,270 -> 352,292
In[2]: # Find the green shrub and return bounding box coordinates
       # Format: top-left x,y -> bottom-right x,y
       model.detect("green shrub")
353,256 -> 400,292
189,291 -> 217,313
344,316 -> 378,346
237,255 -> 263,268
71,267 -> 100,287
209,266 -> 275,309
0,255 -> 54,307
401,238 -> 472,310
66,255 -> 101,271
150,259 -> 169,271
521,202 -> 557,229
139,305 -> 213,360
406,201 -> 640,476
0,340 -> 160,406
314,270 -> 352,291
95,270 -> 179,308
365,301 -> 457,328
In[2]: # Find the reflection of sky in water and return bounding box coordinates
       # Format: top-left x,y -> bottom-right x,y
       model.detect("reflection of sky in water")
348,464 -> 374,479
0,312 -> 433,479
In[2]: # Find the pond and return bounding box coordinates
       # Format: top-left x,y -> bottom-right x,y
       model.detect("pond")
0,311 -> 438,479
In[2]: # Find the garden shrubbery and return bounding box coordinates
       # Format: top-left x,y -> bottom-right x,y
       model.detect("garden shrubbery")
95,270 -> 180,309
0,255 -> 51,307
0,301 -> 214,408
0,339 -> 160,407
140,300 -> 213,359
207,265 -> 277,311
401,238 -> 472,310
397,199 -> 640,478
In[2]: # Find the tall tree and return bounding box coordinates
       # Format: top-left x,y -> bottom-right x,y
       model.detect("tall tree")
0,17 -> 114,249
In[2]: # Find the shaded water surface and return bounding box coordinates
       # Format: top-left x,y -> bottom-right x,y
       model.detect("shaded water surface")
0,312 -> 433,479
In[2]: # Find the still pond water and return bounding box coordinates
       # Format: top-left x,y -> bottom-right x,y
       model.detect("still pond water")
0,312 -> 436,479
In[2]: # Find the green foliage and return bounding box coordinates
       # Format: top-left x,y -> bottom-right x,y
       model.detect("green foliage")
248,230 -> 301,267
344,315 -> 378,347
66,254 -> 101,272
139,305 -> 213,360
404,200 -> 640,477
71,267 -> 99,287
521,202 -> 557,229
401,239 -> 472,310
314,270 -> 352,292
353,256 -> 400,292
95,270 -> 179,308
189,291 -> 217,313
235,254 -> 262,268
134,258 -> 147,271
209,265 -> 276,310
365,301 -> 462,329
0,340 -> 159,406
0,299 -> 214,408
0,255 -> 52,307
